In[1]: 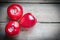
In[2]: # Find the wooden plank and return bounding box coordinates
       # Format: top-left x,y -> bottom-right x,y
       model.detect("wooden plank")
0,23 -> 6,40
0,23 -> 60,40
16,23 -> 60,40
0,4 -> 60,22
22,4 -> 60,22
0,0 -> 60,3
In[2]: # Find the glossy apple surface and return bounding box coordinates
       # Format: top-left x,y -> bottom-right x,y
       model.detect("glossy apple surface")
7,4 -> 23,20
20,13 -> 37,29
5,21 -> 20,37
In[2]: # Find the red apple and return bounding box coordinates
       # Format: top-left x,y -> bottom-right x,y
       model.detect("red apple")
5,21 -> 20,37
7,4 -> 23,20
20,13 -> 37,29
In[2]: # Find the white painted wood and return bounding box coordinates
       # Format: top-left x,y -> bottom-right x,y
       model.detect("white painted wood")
0,0 -> 60,3
0,4 -> 60,22
16,23 -> 60,40
0,23 -> 60,40
22,4 -> 60,22
0,23 -> 6,39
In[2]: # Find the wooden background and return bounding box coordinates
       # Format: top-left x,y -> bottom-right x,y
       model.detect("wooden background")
0,0 -> 60,40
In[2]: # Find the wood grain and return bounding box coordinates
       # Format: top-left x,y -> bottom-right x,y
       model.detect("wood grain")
0,0 -> 60,3
0,3 -> 60,40
0,23 -> 60,40
0,4 -> 60,22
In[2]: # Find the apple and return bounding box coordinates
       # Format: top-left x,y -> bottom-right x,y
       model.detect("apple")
20,13 -> 37,29
7,4 -> 23,20
5,21 -> 20,37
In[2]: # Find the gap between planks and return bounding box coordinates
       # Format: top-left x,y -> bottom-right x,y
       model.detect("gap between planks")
0,21 -> 60,24
0,1 -> 60,4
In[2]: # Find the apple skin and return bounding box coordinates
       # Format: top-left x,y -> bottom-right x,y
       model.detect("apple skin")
20,13 -> 37,29
7,4 -> 23,21
5,21 -> 20,37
